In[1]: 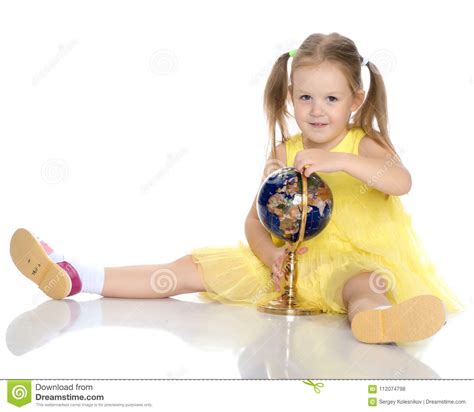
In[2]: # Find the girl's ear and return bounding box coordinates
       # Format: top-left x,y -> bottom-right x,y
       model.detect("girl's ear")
351,89 -> 365,112
288,84 -> 294,104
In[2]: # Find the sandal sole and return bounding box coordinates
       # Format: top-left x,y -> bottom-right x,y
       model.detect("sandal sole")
10,228 -> 71,299
351,294 -> 446,343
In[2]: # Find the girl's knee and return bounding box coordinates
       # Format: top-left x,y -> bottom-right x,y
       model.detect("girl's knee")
170,254 -> 206,293
342,271 -> 368,301
342,271 -> 387,307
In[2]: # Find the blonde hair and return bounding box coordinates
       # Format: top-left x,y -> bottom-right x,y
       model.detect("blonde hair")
263,32 -> 399,161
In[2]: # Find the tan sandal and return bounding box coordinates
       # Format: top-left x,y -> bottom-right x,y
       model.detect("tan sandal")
351,295 -> 447,343
10,228 -> 72,299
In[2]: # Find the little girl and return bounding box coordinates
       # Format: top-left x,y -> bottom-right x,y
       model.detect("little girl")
10,32 -> 463,345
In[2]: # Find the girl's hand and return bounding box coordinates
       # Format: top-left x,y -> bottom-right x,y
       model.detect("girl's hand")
294,149 -> 346,175
271,246 -> 308,291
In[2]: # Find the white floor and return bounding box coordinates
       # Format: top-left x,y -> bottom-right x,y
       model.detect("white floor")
2,277 -> 473,379
2,0 -> 474,383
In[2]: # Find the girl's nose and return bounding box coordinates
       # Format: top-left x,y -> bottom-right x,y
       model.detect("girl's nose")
310,101 -> 324,116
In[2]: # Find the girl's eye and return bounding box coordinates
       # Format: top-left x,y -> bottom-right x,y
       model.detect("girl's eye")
299,95 -> 338,102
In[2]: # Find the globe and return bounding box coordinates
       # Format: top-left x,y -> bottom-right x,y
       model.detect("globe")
256,167 -> 333,243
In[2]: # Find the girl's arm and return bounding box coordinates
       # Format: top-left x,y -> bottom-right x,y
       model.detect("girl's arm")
245,142 -> 287,267
245,199 -> 280,268
340,138 -> 412,196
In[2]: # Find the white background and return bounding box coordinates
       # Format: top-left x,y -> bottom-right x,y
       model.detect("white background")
1,0 -> 473,385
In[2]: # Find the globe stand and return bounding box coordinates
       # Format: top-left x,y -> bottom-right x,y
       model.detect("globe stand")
257,170 -> 321,316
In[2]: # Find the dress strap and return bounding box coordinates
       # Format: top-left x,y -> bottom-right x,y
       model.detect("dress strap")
284,133 -> 303,167
351,128 -> 367,155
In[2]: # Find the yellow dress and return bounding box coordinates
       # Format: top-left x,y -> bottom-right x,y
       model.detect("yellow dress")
190,127 -> 464,314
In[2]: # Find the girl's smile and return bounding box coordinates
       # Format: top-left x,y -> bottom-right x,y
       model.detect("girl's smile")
309,122 -> 328,128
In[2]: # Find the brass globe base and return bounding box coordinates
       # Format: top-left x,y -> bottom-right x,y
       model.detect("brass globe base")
257,295 -> 321,316
257,300 -> 321,316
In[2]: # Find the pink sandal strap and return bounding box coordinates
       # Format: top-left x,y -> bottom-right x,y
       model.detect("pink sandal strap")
57,261 -> 82,296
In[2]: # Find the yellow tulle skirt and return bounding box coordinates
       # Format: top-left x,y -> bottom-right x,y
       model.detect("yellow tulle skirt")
190,195 -> 464,315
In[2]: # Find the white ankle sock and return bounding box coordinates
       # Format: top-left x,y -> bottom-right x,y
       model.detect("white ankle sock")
37,235 -> 105,295
374,305 -> 392,310
66,257 -> 105,295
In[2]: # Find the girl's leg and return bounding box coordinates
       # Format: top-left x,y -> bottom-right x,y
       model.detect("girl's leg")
341,271 -> 391,323
102,255 -> 206,298
10,228 -> 206,300
341,271 -> 446,344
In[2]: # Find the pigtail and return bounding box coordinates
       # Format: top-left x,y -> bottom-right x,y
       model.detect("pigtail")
263,52 -> 292,161
352,60 -> 399,159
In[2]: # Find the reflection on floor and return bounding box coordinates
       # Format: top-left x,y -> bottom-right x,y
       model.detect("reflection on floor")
5,292 -> 467,379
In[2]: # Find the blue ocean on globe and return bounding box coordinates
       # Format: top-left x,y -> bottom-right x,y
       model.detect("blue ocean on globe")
256,167 -> 333,243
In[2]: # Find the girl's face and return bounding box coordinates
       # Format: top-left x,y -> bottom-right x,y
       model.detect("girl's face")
289,61 -> 365,149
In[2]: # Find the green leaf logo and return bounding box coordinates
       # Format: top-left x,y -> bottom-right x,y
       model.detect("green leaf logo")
7,380 -> 32,407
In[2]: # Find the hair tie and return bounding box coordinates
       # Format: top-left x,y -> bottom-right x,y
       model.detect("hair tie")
361,56 -> 369,66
